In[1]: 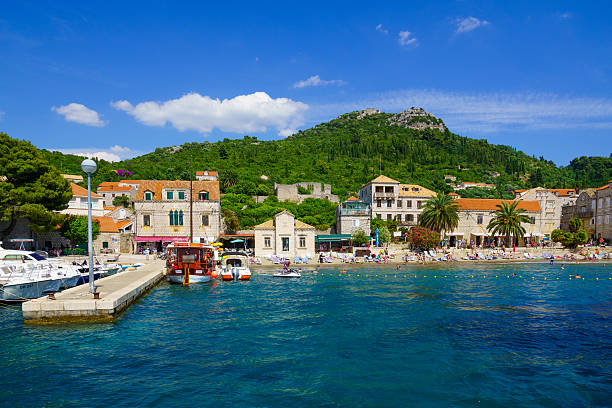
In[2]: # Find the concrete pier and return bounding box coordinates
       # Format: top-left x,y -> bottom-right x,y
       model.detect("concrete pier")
22,260 -> 165,324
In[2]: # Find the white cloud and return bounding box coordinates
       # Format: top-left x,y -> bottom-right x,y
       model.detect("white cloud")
311,89 -> 612,133
376,24 -> 388,34
56,145 -> 139,162
51,103 -> 106,127
398,31 -> 418,47
456,17 -> 490,33
292,75 -> 347,89
111,91 -> 308,137
559,12 -> 572,19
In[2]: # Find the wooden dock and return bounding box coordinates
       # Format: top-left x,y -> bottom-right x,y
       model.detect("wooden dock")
22,260 -> 165,324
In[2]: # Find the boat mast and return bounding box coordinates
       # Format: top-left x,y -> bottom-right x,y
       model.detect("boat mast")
190,156 -> 193,243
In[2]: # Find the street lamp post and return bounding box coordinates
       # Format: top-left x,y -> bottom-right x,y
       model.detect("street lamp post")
81,158 -> 98,294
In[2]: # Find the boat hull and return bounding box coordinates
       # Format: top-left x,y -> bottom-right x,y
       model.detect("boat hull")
59,275 -> 81,289
167,274 -> 212,284
0,278 -> 62,302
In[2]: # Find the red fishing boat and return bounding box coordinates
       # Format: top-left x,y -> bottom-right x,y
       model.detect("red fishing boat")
165,242 -> 217,284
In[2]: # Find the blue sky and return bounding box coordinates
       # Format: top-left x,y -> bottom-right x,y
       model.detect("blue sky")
1,0 -> 611,164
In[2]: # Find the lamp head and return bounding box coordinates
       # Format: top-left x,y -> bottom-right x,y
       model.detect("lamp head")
81,158 -> 97,174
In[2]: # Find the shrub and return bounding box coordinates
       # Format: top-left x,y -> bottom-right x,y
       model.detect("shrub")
407,226 -> 440,250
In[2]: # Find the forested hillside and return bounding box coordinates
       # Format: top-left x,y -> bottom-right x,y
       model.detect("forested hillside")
40,109 -> 612,197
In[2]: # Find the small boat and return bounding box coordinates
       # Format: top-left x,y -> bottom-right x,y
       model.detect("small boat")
221,251 -> 251,281
166,242 -> 216,284
273,268 -> 301,278
0,264 -> 63,302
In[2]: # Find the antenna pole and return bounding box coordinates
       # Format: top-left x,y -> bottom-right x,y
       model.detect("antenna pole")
190,156 -> 193,243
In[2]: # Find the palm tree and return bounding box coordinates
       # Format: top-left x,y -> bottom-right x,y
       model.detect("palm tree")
419,193 -> 459,236
487,201 -> 530,247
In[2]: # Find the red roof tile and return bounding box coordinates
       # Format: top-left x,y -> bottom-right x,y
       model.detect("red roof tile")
71,182 -> 102,198
456,198 -> 541,212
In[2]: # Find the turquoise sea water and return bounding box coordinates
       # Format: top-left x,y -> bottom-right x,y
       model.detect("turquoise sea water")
1,262 -> 610,408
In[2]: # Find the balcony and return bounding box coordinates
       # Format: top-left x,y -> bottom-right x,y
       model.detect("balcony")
373,192 -> 396,199
339,209 -> 370,216
579,209 -> 594,218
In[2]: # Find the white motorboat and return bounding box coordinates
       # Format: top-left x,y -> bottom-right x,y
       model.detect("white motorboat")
221,251 -> 251,281
0,248 -> 82,288
273,268 -> 301,278
0,264 -> 62,301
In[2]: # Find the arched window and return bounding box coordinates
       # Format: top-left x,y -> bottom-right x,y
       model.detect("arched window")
179,210 -> 184,226
199,191 -> 209,200
173,210 -> 179,226
169,211 -> 173,226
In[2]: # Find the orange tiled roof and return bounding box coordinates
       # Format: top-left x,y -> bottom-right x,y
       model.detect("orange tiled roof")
346,196 -> 360,201
71,182 -> 102,198
456,198 -> 541,212
98,181 -> 118,187
134,180 -> 220,201
92,216 -> 118,233
548,188 -> 577,196
195,171 -> 218,176
116,220 -> 133,229
597,181 -> 612,190
97,185 -> 132,192
369,175 -> 399,184
103,206 -> 120,211
398,184 -> 436,197
448,192 -> 460,197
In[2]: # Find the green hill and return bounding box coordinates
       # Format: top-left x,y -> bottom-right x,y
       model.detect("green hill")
40,108 -> 612,197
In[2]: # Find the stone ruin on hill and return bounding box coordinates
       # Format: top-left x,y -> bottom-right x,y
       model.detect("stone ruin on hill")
387,108 -> 447,131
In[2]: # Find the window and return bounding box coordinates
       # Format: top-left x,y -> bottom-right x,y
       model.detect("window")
530,216 -> 536,224
376,213 -> 381,219
377,200 -> 382,208
387,214 -> 392,221
477,215 -> 483,224
407,214 -> 414,222
606,215 -> 610,224
144,192 -> 152,201
597,216 -> 602,224
199,191 -> 209,200
406,200 -> 412,208
264,237 -> 271,248
202,214 -> 209,227
102,242 -> 109,249
352,219 -> 359,227
591,218 -> 595,225
167,191 -> 174,200
375,186 -> 384,193
169,210 -> 184,226
396,214 -> 402,222
397,200 -> 402,208
299,236 -> 306,248
417,201 -> 422,209
178,191 -> 185,200
282,237 -> 290,251
385,186 -> 393,193
387,200 -> 392,208
143,215 -> 151,226
606,197 -> 610,207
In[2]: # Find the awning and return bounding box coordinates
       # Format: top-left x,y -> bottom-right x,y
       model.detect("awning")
134,236 -> 187,242
315,234 -> 352,242
230,239 -> 244,243
446,232 -> 464,236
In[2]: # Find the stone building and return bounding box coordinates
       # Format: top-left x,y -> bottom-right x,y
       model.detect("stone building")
133,179 -> 221,252
195,171 -> 218,181
274,182 -> 339,203
358,175 -> 435,226
595,180 -> 612,242
560,189 -> 596,238
447,199 -> 542,247
514,187 -> 577,237
96,182 -> 136,207
453,182 -> 495,190
253,211 -> 315,258
336,196 -> 371,236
